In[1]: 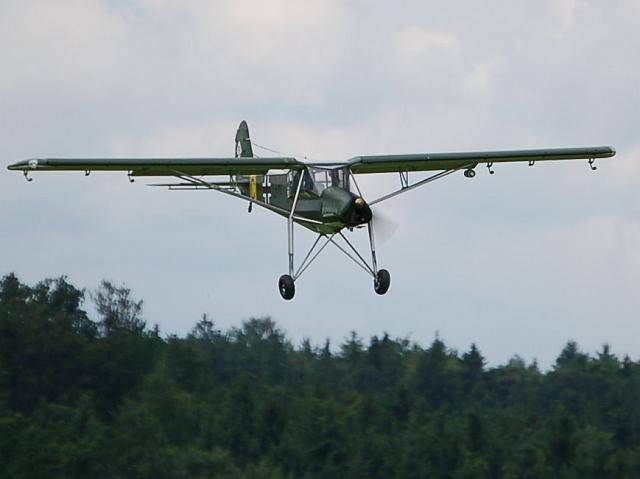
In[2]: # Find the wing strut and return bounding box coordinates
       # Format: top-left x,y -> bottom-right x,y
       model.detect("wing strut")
366,164 -> 474,206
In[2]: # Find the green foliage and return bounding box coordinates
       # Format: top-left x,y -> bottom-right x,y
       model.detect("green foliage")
2,273 -> 640,478
92,279 -> 145,336
0,274 -> 94,414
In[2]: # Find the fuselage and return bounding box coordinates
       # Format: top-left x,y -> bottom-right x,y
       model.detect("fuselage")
259,166 -> 372,234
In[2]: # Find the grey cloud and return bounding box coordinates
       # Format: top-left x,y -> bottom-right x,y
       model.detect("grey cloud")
1,0 -> 639,368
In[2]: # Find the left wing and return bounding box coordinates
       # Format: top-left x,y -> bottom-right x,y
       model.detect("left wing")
349,146 -> 615,174
7,156 -> 303,176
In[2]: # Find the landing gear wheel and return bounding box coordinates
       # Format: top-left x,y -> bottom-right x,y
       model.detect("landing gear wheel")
464,168 -> 476,178
278,274 -> 295,300
374,269 -> 391,295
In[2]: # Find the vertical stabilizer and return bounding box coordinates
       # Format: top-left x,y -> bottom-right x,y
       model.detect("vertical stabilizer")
235,120 -> 254,158
232,121 -> 262,205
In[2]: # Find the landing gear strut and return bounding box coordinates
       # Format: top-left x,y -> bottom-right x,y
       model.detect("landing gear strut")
367,220 -> 390,295
278,223 -> 392,300
278,172 -> 305,300
278,172 -> 392,300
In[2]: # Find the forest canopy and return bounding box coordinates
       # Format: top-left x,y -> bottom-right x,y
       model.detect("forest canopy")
1,273 -> 639,478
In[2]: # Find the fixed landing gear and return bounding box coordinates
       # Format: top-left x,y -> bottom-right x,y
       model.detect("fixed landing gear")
279,170 -> 391,300
464,168 -> 476,178
374,269 -> 391,295
278,274 -> 295,300
278,221 -> 392,299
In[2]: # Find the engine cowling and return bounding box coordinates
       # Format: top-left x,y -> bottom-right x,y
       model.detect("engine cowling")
320,187 -> 372,226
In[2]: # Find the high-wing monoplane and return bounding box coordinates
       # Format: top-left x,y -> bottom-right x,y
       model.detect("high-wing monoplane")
8,121 -> 615,299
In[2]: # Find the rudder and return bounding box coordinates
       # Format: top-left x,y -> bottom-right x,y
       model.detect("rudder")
235,120 -> 254,158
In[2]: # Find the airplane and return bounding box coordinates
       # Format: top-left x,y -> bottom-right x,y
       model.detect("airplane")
8,121 -> 615,300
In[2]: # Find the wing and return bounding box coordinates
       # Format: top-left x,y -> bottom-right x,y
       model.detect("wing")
348,146 -> 616,174
7,157 -> 303,176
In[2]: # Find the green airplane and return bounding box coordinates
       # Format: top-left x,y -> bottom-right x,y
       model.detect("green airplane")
8,121 -> 615,300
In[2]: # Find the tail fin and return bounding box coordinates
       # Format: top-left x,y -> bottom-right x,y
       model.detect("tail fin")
235,120 -> 254,158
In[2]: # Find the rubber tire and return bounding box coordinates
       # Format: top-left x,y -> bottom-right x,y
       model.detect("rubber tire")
374,269 -> 391,295
278,274 -> 295,300
464,169 -> 476,178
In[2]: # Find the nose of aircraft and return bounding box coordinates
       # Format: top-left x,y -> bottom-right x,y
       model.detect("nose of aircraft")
320,187 -> 372,226
352,196 -> 372,225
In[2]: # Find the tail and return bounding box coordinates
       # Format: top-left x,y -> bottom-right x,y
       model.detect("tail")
233,121 -> 260,207
235,120 -> 254,158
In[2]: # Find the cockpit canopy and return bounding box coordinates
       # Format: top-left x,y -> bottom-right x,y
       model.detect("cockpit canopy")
287,166 -> 350,198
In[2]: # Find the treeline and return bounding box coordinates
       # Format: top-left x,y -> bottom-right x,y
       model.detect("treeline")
1,274 -> 640,478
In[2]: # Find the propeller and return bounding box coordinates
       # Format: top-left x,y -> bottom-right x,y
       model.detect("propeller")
370,206 -> 399,245
353,193 -> 399,245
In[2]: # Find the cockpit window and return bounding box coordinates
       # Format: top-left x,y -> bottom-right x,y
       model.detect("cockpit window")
331,168 -> 347,188
309,166 -> 349,193
287,169 -> 314,198
288,166 -> 350,198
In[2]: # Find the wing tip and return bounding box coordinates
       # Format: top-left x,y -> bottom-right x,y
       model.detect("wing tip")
7,159 -> 33,171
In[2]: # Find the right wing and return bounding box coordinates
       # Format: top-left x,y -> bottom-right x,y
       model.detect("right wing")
348,146 -> 616,174
7,157 -> 304,176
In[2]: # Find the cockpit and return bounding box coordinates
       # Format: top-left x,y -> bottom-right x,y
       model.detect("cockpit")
287,166 -> 350,198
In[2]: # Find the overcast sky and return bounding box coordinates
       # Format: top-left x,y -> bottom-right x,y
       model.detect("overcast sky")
2,0 -> 639,367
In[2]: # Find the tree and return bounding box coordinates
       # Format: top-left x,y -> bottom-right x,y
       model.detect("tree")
461,343 -> 485,394
0,275 -> 93,413
545,405 -> 577,469
555,341 -> 588,369
92,280 -> 145,336
4,273 -> 640,478
413,337 -> 455,408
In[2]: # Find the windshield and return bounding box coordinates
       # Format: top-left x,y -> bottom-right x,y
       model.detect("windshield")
309,166 -> 349,194
287,167 -> 350,197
